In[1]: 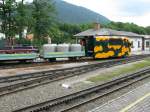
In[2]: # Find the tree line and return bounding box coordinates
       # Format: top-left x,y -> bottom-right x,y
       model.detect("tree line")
105,22 -> 150,35
0,0 -> 149,47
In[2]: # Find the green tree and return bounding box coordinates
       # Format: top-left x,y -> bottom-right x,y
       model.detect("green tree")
31,0 -> 55,47
145,26 -> 150,34
105,22 -> 147,35
0,0 -> 17,45
48,23 -> 92,44
15,0 -> 27,39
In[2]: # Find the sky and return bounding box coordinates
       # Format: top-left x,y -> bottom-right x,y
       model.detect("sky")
63,0 -> 150,27
25,0 -> 150,27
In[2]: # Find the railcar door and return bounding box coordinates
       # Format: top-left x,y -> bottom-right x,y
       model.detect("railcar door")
85,36 -> 95,57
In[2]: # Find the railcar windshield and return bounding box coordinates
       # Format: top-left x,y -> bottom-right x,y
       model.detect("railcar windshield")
109,38 -> 123,45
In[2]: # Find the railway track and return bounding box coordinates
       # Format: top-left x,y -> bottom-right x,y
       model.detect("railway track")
13,67 -> 150,112
0,54 -> 148,70
0,57 -> 93,70
0,54 -> 149,97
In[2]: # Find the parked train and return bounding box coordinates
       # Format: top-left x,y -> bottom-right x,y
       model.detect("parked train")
0,36 -> 131,62
0,46 -> 38,61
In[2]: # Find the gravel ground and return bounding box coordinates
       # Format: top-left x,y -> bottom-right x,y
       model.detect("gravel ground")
0,60 -> 148,112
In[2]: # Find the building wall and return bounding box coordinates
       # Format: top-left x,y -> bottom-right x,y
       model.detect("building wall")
128,37 -> 143,52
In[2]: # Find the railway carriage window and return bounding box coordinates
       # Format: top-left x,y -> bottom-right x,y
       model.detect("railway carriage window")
131,41 -> 134,48
109,38 -> 123,45
80,39 -> 86,46
146,41 -> 150,48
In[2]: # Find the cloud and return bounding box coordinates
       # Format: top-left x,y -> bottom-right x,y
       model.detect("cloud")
118,0 -> 150,16
63,0 -> 150,26
117,12 -> 150,27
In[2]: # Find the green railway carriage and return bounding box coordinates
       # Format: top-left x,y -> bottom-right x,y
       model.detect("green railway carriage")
0,53 -> 37,61
40,44 -> 85,60
0,46 -> 38,61
41,51 -> 85,59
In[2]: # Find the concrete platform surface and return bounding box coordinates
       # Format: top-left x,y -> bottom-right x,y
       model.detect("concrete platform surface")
0,62 -> 89,77
89,81 -> 150,112
131,51 -> 150,55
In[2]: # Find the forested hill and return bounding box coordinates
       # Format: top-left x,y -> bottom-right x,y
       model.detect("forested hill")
53,0 -> 110,24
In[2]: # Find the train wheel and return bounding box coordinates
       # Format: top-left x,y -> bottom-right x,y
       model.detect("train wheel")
48,58 -> 56,62
69,57 -> 77,61
19,60 -> 27,63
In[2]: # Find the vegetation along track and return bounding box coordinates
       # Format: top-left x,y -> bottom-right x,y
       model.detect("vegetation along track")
0,54 -> 149,97
13,66 -> 150,112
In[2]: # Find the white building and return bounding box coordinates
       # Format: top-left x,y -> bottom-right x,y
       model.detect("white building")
142,35 -> 150,51
132,35 -> 150,53
128,37 -> 143,52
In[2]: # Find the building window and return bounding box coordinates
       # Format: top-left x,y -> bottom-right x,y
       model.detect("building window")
131,41 -> 134,48
146,41 -> 150,48
138,41 -> 141,48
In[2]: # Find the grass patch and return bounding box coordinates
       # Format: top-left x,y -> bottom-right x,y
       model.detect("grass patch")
88,58 -> 150,83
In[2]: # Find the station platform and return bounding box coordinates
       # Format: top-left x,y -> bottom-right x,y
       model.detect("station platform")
0,62 -> 89,77
131,51 -> 150,55
89,81 -> 150,112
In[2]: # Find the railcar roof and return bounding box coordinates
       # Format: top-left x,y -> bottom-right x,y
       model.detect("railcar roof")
74,28 -> 141,38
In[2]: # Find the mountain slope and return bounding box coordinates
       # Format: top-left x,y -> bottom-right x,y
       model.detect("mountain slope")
53,0 -> 110,24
